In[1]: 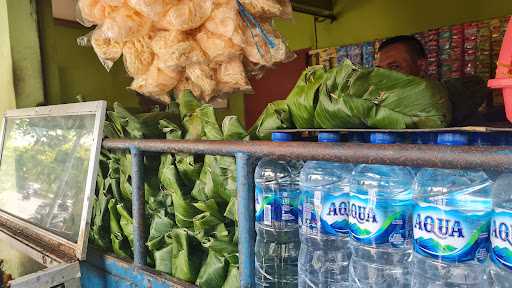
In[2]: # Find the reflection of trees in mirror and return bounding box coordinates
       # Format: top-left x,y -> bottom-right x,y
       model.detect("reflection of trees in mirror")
0,115 -> 95,242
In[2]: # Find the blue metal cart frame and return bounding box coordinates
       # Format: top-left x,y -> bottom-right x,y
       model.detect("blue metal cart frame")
96,138 -> 512,288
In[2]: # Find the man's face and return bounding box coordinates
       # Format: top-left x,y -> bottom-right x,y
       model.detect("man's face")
376,43 -> 424,76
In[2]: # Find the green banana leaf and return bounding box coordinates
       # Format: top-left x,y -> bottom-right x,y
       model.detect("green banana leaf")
173,191 -> 201,228
147,212 -> 174,252
202,238 -> 238,257
175,154 -> 203,191
146,189 -> 173,220
286,66 -> 328,128
170,228 -> 205,283
89,189 -> 112,250
154,244 -> 173,274
346,66 -> 452,128
224,198 -> 237,222
198,105 -> 223,140
160,119 -> 203,194
249,100 -> 294,140
178,90 -> 202,119
194,199 -> 224,219
314,61 -> 366,128
212,223 -> 233,242
117,204 -> 134,250
110,102 -> 180,139
159,154 -> 185,196
191,156 -> 214,201
108,199 -> 131,258
195,251 -> 228,288
97,100 -> 242,286
160,119 -> 183,140
223,116 -> 249,141
193,212 -> 224,240
222,265 -> 240,288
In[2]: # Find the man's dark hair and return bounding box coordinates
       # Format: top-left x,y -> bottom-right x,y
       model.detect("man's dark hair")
378,35 -> 426,59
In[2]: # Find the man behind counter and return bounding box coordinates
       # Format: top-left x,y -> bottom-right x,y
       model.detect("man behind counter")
375,35 -> 504,126
376,35 -> 426,77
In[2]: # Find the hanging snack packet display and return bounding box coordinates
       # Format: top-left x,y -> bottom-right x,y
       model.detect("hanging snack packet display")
450,25 -> 464,78
463,22 -> 479,76
347,45 -> 362,66
477,21 -> 492,81
362,42 -> 375,68
439,27 -> 452,79
76,0 -> 294,104
490,18 -> 507,105
425,29 -> 440,80
336,47 -> 348,65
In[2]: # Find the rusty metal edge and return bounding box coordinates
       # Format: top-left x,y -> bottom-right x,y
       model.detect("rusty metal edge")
0,215 -> 76,264
103,139 -> 512,171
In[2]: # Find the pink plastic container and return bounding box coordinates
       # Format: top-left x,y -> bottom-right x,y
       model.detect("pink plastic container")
488,17 -> 512,122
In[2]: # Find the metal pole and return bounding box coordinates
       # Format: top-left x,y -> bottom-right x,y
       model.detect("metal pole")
236,153 -> 255,288
103,139 -> 512,171
130,146 -> 146,267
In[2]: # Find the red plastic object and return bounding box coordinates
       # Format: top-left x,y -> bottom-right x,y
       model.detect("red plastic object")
488,17 -> 512,122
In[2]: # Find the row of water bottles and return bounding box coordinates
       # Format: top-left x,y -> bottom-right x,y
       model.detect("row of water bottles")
254,131 -> 512,288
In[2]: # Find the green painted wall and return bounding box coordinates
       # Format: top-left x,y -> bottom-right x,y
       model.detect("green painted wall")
37,1 -> 138,109
36,1 -> 245,121
0,0 -> 16,115
34,0 -> 512,120
6,0 -> 45,108
276,0 -> 512,50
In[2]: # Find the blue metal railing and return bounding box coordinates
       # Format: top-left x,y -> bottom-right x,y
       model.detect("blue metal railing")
103,138 -> 512,288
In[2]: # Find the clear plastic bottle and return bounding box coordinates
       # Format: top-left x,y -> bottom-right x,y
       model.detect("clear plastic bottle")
471,132 -> 495,146
471,132 -> 500,180
347,132 -> 369,143
255,132 -> 303,288
411,133 -> 493,288
349,132 -> 415,288
410,132 -> 436,145
299,132 -> 353,288
490,173 -> 512,288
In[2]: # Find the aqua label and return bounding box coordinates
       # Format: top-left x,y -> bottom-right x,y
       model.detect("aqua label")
413,202 -> 491,263
349,194 -> 412,247
491,208 -> 512,270
301,189 -> 350,236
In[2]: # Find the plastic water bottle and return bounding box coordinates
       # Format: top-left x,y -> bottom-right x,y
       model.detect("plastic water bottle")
349,132 -> 415,288
411,133 -> 493,288
409,132 -> 437,174
489,173 -> 512,288
347,132 -> 369,143
471,132 -> 495,146
254,132 -> 303,287
299,132 -> 353,288
410,132 -> 436,145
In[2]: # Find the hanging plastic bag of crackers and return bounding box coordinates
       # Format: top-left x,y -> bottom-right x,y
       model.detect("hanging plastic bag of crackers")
77,29 -> 123,71
238,2 -> 296,77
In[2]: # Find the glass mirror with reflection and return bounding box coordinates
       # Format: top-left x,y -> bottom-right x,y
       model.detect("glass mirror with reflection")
0,115 -> 96,243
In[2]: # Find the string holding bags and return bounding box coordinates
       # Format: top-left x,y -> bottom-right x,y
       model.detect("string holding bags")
77,0 -> 294,104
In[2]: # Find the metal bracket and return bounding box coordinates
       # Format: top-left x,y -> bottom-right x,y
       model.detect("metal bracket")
292,0 -> 336,21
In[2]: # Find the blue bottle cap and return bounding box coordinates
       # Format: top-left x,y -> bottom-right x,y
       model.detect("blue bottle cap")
496,132 -> 512,146
370,132 -> 400,144
271,132 -> 294,142
410,132 -> 436,144
318,132 -> 342,143
471,132 -> 495,146
437,133 -> 469,146
347,132 -> 369,143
